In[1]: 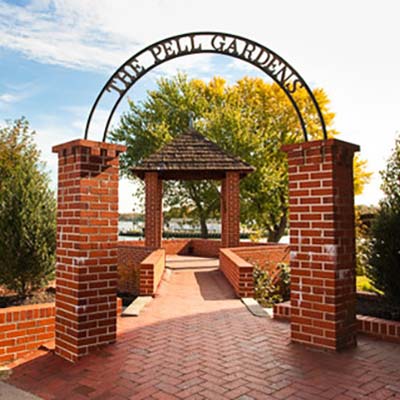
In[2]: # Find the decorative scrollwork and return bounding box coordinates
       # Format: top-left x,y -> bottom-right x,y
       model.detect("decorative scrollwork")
84,32 -> 327,142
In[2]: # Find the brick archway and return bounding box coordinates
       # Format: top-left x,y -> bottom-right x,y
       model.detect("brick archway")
52,136 -> 359,361
51,30 -> 360,363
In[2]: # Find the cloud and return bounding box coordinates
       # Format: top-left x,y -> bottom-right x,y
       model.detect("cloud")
29,105 -> 114,182
0,0 -> 134,71
0,0 -> 279,75
0,89 -> 31,107
0,93 -> 20,104
0,0 -> 231,73
226,58 -> 257,73
0,79 -> 39,108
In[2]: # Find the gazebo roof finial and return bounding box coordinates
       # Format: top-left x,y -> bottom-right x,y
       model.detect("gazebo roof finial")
188,111 -> 194,129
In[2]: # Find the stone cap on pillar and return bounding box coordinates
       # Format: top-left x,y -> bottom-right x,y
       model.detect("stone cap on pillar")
281,139 -> 360,168
52,139 -> 126,158
281,138 -> 360,154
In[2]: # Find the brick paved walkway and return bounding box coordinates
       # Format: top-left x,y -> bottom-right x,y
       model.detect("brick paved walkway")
7,257 -> 400,400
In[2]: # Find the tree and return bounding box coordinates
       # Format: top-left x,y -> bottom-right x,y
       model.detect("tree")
355,204 -> 377,276
112,74 -> 369,240
379,135 -> 400,211
0,118 -> 56,296
354,157 -> 372,196
366,135 -> 400,304
162,180 -> 220,237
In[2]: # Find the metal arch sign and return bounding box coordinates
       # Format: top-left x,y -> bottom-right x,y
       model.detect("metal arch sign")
84,32 -> 327,142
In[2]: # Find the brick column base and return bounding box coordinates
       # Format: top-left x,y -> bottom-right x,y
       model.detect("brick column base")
52,139 -> 126,362
282,139 -> 359,351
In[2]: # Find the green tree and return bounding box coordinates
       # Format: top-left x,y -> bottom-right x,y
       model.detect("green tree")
112,74 -> 369,240
366,135 -> 400,304
355,205 -> 377,276
0,118 -> 56,296
163,180 -> 220,237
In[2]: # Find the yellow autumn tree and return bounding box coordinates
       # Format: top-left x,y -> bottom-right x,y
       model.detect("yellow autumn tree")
112,74 -> 370,241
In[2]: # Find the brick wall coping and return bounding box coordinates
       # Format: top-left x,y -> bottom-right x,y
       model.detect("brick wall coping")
118,240 -> 145,247
0,298 -> 123,321
281,138 -> 360,153
52,139 -> 126,154
0,302 -> 55,316
230,244 -> 288,252
142,249 -> 165,265
118,241 -> 155,251
220,248 -> 252,269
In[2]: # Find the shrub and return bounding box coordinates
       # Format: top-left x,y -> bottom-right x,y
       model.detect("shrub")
254,263 -> 290,307
355,206 -> 374,276
366,207 -> 400,303
0,118 -> 56,296
366,135 -> 400,305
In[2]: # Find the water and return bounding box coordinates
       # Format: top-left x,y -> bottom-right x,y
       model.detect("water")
118,220 -> 134,232
117,220 -> 288,242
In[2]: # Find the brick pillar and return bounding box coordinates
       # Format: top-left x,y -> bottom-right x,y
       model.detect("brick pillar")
282,139 -> 359,351
221,172 -> 240,248
157,176 -> 163,247
221,178 -> 227,247
52,139 -> 126,362
144,172 -> 163,248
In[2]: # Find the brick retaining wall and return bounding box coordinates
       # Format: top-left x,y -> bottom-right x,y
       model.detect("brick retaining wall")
0,299 -> 122,366
189,239 -> 222,257
140,249 -> 166,296
219,249 -> 254,298
118,243 -> 155,295
0,303 -> 55,365
162,240 -> 191,255
118,238 -> 269,257
219,244 -> 290,298
117,242 -> 165,296
233,244 -> 289,273
273,301 -> 400,344
120,239 -> 283,298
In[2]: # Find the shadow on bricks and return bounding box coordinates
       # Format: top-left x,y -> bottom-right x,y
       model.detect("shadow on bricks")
8,266 -> 400,400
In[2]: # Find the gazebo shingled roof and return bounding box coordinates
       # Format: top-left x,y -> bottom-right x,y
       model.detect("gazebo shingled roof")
131,129 -> 254,180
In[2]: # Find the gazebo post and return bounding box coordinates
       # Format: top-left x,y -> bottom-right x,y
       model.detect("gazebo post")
144,172 -> 163,248
221,172 -> 241,248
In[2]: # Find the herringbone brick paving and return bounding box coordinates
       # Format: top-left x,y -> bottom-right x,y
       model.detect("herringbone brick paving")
7,257 -> 400,399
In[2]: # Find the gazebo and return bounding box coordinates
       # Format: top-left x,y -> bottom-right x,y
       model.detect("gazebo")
132,129 -> 254,249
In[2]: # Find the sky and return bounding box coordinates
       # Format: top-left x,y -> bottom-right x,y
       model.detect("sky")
0,0 -> 399,213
